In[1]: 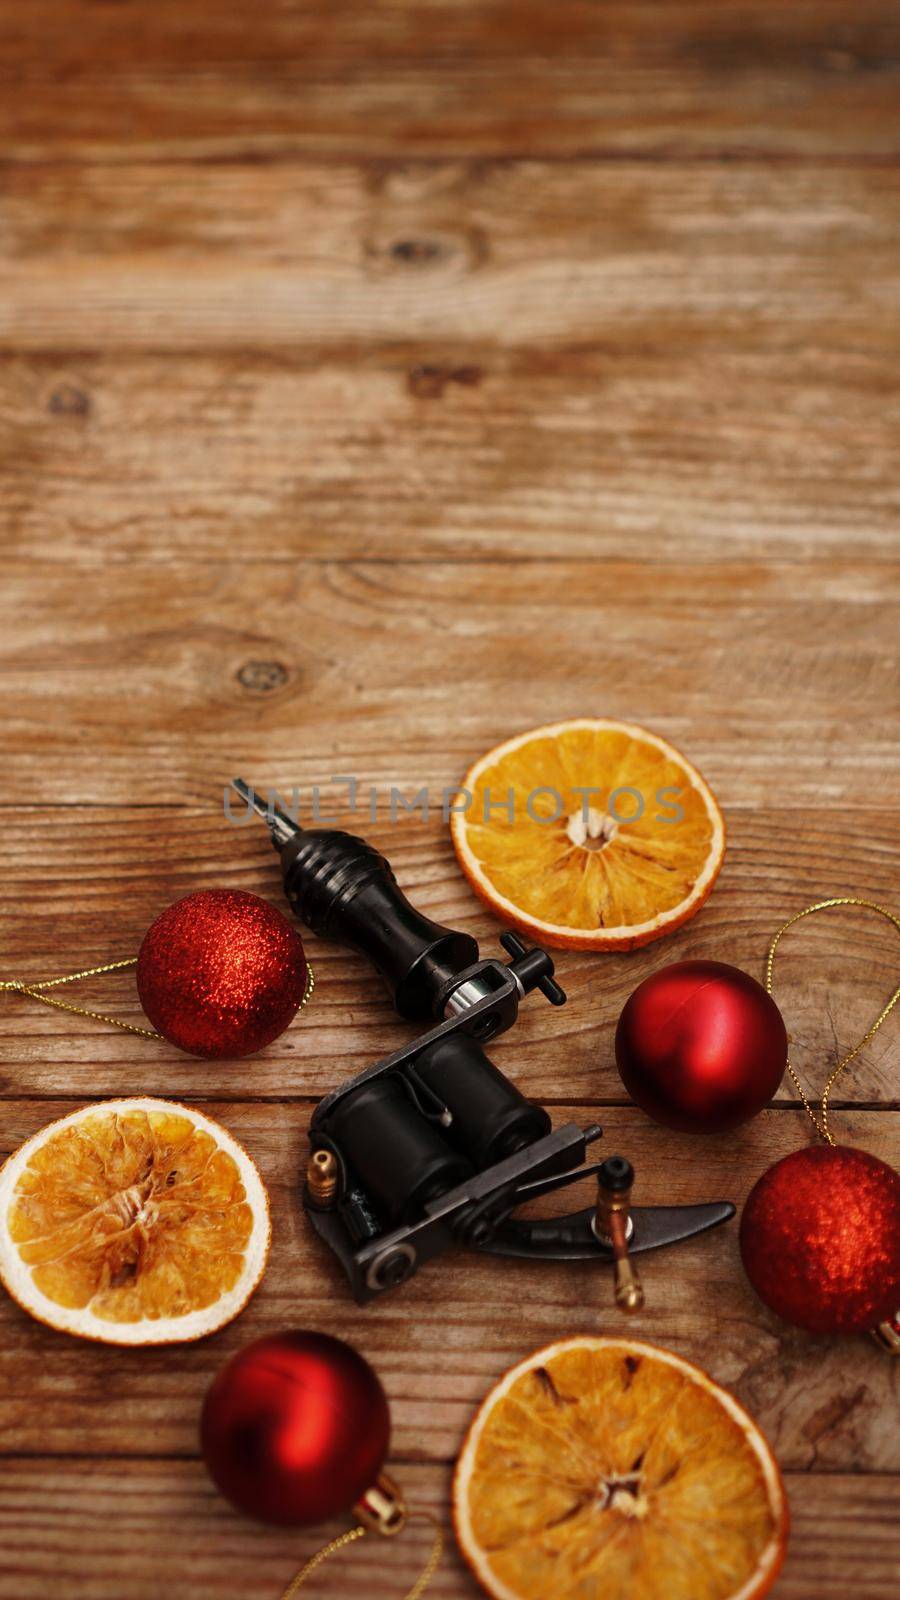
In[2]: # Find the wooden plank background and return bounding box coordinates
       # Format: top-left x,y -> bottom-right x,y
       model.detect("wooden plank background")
1,2 -> 898,1596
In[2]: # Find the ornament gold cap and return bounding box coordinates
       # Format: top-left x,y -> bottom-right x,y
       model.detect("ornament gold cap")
871,1316 -> 900,1356
353,1472 -> 407,1537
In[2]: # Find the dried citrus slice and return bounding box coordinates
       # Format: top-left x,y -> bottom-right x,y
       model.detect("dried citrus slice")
451,719 -> 724,949
454,1337 -> 787,1600
0,1097 -> 270,1345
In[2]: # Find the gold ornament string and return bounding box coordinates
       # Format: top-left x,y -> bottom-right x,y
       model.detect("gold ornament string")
279,1527 -> 366,1598
765,897 -> 900,1145
279,1511 -> 444,1600
0,959 -> 315,1039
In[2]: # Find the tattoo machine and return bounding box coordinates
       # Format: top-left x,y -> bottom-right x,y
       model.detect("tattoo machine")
233,779 -> 734,1307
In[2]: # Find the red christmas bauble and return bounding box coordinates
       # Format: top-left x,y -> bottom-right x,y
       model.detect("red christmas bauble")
201,1331 -> 391,1526
615,959 -> 787,1134
740,1145 -> 900,1334
137,889 -> 308,1059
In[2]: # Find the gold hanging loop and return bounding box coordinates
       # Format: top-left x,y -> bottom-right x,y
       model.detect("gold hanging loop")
0,957 -> 314,1040
279,1508 -> 443,1600
765,897 -> 900,1144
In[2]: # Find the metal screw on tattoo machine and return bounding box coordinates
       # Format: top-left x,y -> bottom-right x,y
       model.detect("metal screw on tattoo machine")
233,780 -> 735,1306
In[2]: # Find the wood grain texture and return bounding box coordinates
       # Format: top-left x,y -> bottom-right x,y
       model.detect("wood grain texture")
0,1460 -> 896,1600
4,160 -> 900,353
2,156 -> 898,563
0,564 -> 897,805
2,0 -> 899,1595
3,347 -> 900,563
3,2 -> 900,160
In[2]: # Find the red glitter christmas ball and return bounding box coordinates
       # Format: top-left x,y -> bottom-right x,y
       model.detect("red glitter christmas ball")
740,1145 -> 900,1334
136,889 -> 308,1058
615,959 -> 788,1134
201,1331 -> 391,1526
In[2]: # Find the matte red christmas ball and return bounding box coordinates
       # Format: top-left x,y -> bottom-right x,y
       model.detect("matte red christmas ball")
201,1331 -> 391,1526
137,889 -> 308,1058
615,959 -> 788,1134
740,1145 -> 900,1335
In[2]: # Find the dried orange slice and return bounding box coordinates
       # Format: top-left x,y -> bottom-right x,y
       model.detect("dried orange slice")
0,1098 -> 270,1345
454,1337 -> 788,1600
451,719 -> 724,949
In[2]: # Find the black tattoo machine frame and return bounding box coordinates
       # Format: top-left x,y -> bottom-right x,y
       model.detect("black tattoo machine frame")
233,780 -> 734,1306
